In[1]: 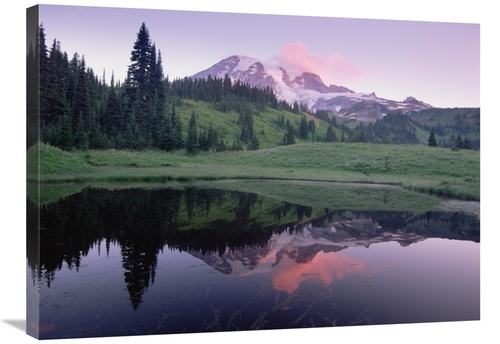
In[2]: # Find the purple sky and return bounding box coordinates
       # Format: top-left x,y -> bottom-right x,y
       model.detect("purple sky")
1,3 -> 499,344
38,4 -> 479,108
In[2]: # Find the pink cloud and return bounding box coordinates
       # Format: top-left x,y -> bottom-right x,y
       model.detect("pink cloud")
277,41 -> 371,85
271,251 -> 370,294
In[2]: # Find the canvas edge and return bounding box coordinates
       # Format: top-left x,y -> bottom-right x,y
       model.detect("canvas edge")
26,4 -> 40,340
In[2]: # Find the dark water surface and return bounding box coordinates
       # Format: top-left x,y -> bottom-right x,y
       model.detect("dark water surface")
27,184 -> 480,339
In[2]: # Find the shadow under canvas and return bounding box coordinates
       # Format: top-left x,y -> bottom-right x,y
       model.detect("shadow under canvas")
3,320 -> 26,333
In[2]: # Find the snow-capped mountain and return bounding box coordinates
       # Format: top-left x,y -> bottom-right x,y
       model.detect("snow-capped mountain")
191,55 -> 432,122
188,218 -> 425,278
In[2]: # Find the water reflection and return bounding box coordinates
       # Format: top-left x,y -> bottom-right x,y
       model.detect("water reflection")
26,185 -> 480,338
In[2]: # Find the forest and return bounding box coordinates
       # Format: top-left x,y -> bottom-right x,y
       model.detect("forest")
27,23 -> 296,152
27,22 -> 479,154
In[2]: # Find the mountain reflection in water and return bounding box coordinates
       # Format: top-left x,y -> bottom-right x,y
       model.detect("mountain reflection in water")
27,185 -> 480,339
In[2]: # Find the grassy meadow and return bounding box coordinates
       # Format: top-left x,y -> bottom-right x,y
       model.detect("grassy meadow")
27,141 -> 480,201
175,99 -> 332,149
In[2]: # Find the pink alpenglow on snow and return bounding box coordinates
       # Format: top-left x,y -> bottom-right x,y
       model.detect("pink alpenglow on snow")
278,41 -> 372,86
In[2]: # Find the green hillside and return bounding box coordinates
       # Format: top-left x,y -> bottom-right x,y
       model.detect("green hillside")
27,142 -> 95,175
409,107 -> 480,149
175,99 -> 333,149
409,107 -> 480,126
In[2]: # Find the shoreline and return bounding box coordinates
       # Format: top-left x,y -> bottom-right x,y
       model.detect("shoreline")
28,173 -> 479,202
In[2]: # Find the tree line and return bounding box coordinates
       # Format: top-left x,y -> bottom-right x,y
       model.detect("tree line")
308,110 -> 420,144
309,108 -> 479,149
29,23 -> 301,153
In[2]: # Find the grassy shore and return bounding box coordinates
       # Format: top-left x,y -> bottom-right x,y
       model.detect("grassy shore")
27,142 -> 480,200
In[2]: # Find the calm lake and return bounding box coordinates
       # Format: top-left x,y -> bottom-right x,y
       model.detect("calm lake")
26,182 -> 480,339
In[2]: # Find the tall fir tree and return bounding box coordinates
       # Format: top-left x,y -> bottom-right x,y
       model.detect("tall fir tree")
308,119 -> 316,137
38,24 -> 53,129
428,128 -> 437,147
45,39 -> 70,126
27,28 -> 39,147
155,50 -> 166,100
101,72 -> 124,137
126,23 -> 152,91
158,115 -> 173,151
73,111 -> 88,150
57,114 -> 73,150
299,116 -> 309,140
125,22 -> 153,129
186,111 -> 198,155
240,111 -> 254,144
283,125 -> 296,145
66,53 -> 82,111
73,56 -> 90,132
223,74 -> 232,98
463,137 -> 472,150
170,103 -> 183,150
325,124 -> 337,142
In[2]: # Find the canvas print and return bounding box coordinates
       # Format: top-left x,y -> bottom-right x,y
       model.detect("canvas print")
26,4 -> 480,340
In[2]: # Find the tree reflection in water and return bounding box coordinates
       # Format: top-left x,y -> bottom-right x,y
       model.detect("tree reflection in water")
26,185 -> 479,334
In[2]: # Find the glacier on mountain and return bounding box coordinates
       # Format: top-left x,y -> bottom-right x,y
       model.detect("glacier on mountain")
192,55 -> 432,122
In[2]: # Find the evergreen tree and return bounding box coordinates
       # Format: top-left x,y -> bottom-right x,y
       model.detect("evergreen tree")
57,114 -> 73,150
170,103 -> 183,150
115,132 -> 126,149
299,116 -> 309,140
463,137 -> 472,150
357,131 -> 366,143
207,124 -> 218,150
126,23 -> 152,93
283,125 -> 296,145
308,119 -> 316,136
325,124 -> 337,142
73,111 -> 88,149
158,115 -> 173,151
450,133 -> 456,145
73,56 -> 90,132
428,128 -> 437,147
223,74 -> 232,98
66,52 -> 80,111
240,111 -> 254,144
149,44 -> 158,97
88,121 -> 104,149
151,46 -> 166,104
39,25 -> 51,125
101,73 -> 124,137
454,134 -> 464,149
27,30 -> 39,147
45,39 -> 71,126
125,22 -> 156,131
124,110 -> 139,149
186,111 -> 198,155
198,127 -> 209,151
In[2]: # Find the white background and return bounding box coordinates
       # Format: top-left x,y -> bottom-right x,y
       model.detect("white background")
1,1 -> 497,343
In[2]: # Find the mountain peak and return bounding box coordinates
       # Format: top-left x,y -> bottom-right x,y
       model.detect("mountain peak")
403,96 -> 419,103
303,72 -> 324,84
403,96 -> 432,108
300,72 -> 353,94
192,55 -> 432,121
